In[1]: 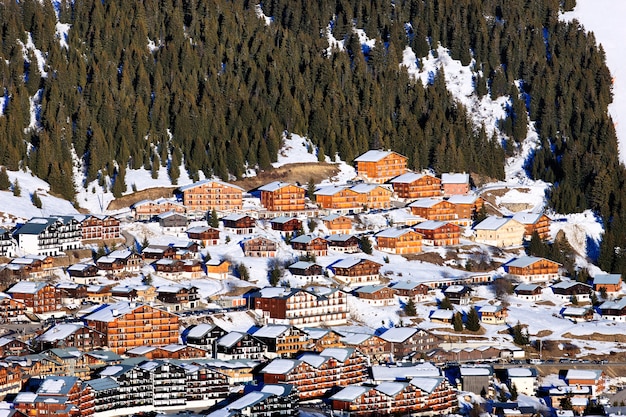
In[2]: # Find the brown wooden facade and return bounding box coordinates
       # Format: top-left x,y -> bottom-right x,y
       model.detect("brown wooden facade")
259,182 -> 306,212
409,199 -> 458,221
375,229 -> 423,254
179,180 -> 244,212
391,173 -> 442,199
413,222 -> 461,246
354,150 -> 408,183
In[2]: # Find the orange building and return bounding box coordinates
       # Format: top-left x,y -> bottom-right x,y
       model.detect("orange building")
375,228 -> 423,254
259,181 -> 306,212
390,172 -> 442,199
315,185 -> 392,212
354,150 -> 408,183
512,212 -> 552,240
179,180 -> 244,212
80,215 -> 121,241
592,274 -> 622,294
330,258 -> 383,287
14,376 -> 95,417
408,198 -> 458,221
447,194 -> 483,220
413,221 -> 461,246
84,302 -> 180,354
321,214 -> 353,235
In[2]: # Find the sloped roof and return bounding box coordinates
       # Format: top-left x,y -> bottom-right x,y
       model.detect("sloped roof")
379,327 -> 417,343
178,179 -> 244,192
474,216 -> 517,231
441,173 -> 469,184
355,150 -> 399,162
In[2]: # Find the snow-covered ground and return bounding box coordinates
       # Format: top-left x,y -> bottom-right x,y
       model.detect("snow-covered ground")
562,1 -> 626,164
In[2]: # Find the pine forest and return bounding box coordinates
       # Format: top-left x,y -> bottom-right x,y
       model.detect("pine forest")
1,0 -> 626,272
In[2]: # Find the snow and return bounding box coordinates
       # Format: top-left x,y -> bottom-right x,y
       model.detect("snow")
56,22 -> 70,49
562,1 -> 626,164
260,359 -> 298,375
254,4 -> 273,26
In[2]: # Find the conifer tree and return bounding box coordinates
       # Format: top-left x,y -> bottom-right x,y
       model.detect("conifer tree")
31,191 -> 42,209
404,298 -> 417,316
465,308 -> 481,331
453,312 -> 464,331
0,167 -> 10,190
12,179 -> 20,197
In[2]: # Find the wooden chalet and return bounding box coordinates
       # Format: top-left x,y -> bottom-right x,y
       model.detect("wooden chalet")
269,216 -> 302,236
178,179 -> 244,212
503,256 -> 561,283
85,285 -> 112,304
441,172 -> 470,195
152,259 -> 185,279
443,285 -> 472,305
157,211 -> 189,233
408,198 -> 458,221
96,249 -> 142,272
429,309 -> 454,324
126,344 -> 208,359
290,235 -> 328,256
354,150 -> 408,183
354,285 -> 395,306
390,281 -> 430,303
110,285 -> 156,303
351,183 -> 393,210
512,212 -> 552,240
314,184 -> 392,212
302,328 -> 346,352
215,331 -> 267,360
513,283 -> 543,301
260,348 -> 369,400
14,376 -> 95,417
4,256 -> 53,279
35,322 -> 106,351
473,216 -> 526,248
0,294 -> 26,322
599,298 -> 626,322
206,259 -> 230,279
84,302 -> 179,354
259,181 -> 306,212
132,198 -> 186,221
413,221 -> 461,246
550,281 -> 593,303
251,325 -> 309,358
330,258 -> 382,287
378,327 -> 442,361
326,234 -> 360,253
288,261 -> 324,279
321,214 -> 353,235
66,263 -> 99,280
479,305 -> 508,324
183,323 -> 228,355
186,226 -> 220,246
390,172 -> 442,199
565,369 -> 605,397
561,306 -> 595,323
329,378 -> 457,417
142,245 -> 178,261
447,194 -> 484,220
80,214 -> 121,242
340,333 -> 388,362
6,281 -> 61,314
242,236 -> 278,257
592,274 -> 622,294
222,213 -> 256,234
0,337 -> 31,356
375,227 -> 423,254
252,287 -> 348,327
156,285 -> 200,310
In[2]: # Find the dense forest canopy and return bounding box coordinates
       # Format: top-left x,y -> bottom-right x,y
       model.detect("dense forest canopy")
1,0 -> 626,273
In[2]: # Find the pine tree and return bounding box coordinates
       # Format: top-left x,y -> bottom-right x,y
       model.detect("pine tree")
307,178 -> 316,202
404,298 -> 417,316
0,167 -> 10,190
12,179 -> 20,197
465,308 -> 481,331
439,297 -> 453,310
31,191 -> 42,209
453,312 -> 464,331
237,263 -> 250,281
512,321 -> 530,345
359,237 -> 373,255
208,208 -> 219,228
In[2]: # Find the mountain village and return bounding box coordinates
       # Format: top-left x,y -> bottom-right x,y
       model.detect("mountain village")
0,147 -> 621,417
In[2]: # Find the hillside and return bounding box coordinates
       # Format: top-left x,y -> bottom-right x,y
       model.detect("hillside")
2,0 -> 626,272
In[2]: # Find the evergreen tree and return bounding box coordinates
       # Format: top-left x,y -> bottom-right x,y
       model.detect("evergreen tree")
453,312 -> 464,331
12,179 -> 20,197
208,208 -> 220,228
465,308 -> 481,331
31,191 -> 42,209
359,236 -> 373,255
510,384 -> 518,401
404,298 -> 417,316
307,178 -> 316,202
439,297 -> 453,310
237,263 -> 250,281
512,321 -> 530,345
0,168 -> 10,190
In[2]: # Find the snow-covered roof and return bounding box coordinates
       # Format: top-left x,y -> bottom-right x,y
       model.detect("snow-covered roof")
441,173 -> 469,184
329,385 -> 368,401
270,215 -> 299,224
331,258 -> 380,269
447,194 -> 479,205
410,377 -> 443,393
408,198 -> 442,208
355,285 -> 389,294
430,309 -> 454,320
314,185 -> 348,196
259,181 -> 297,192
514,283 -> 542,292
565,369 -> 602,381
7,281 -> 47,294
460,366 -> 492,376
551,281 -> 591,290
391,281 -> 426,290
375,227 -> 416,238
376,381 -> 408,396
512,212 -> 544,225
252,325 -> 289,338
508,367 -> 537,378
341,332 -> 374,345
37,323 -> 84,342
505,256 -> 555,268
370,363 -> 441,381
379,327 -> 417,343
38,376 -> 79,395
178,179 -> 244,192
288,261 -> 317,270
320,347 -> 353,362
479,305 -> 503,314
326,233 -> 357,243
260,359 -> 299,375
186,323 -> 215,339
321,213 -> 350,221
351,183 -> 385,194
217,332 -> 245,348
83,302 -> 143,322
126,346 -> 156,355
474,216 -> 515,231
67,263 -> 95,272
414,220 -> 449,230
593,274 -> 621,285
562,307 -> 592,316
354,150 -> 398,162
221,213 -> 251,221
390,172 -> 428,183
